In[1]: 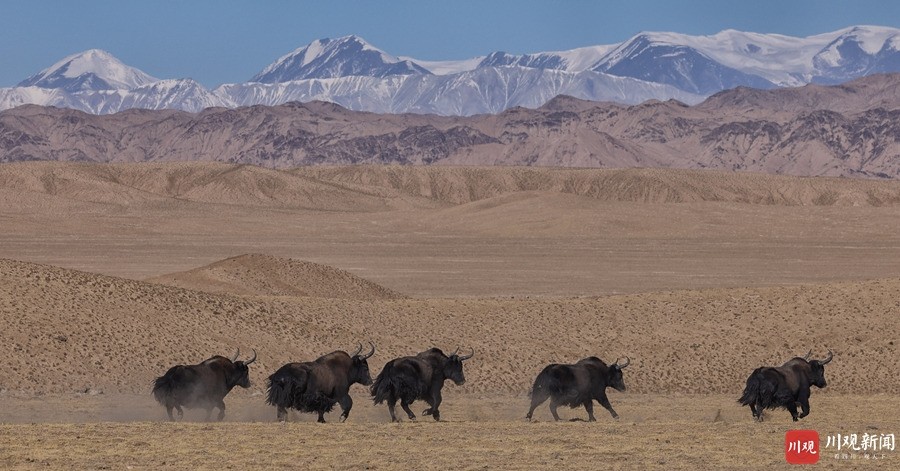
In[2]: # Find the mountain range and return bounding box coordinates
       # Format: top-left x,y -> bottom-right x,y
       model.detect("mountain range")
2,73 -> 899,178
1,26 -> 899,116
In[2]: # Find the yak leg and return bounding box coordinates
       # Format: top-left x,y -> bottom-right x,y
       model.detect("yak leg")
548,397 -> 563,421
316,410 -> 327,423
339,395 -> 353,423
583,400 -> 597,422
526,389 -> 550,421
387,397 -> 400,423
400,398 -> 417,421
165,405 -> 176,421
750,403 -> 763,421
216,400 -> 226,421
798,402 -> 810,419
597,393 -> 619,419
276,405 -> 288,422
786,402 -> 800,422
797,392 -> 811,419
422,390 -> 442,421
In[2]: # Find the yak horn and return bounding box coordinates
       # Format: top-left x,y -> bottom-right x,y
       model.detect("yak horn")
450,347 -> 460,356
616,357 -> 631,369
230,348 -> 240,362
351,342 -> 363,357
819,350 -> 833,365
802,350 -> 812,361
360,342 -> 376,360
244,349 -> 257,365
458,348 -> 475,361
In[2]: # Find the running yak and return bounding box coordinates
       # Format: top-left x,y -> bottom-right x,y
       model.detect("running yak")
738,350 -> 833,422
371,347 -> 475,422
526,356 -> 630,422
267,343 -> 375,423
152,348 -> 257,421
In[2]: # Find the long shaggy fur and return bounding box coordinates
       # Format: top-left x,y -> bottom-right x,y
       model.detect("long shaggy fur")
267,369 -> 335,413
738,367 -> 792,410
152,366 -> 181,405
531,366 -> 586,407
371,360 -> 426,405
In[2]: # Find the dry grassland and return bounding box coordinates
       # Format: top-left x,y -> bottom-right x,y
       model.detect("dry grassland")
1,163 -> 899,469
1,395 -> 897,470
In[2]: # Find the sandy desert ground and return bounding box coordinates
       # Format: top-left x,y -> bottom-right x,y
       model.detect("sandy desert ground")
1,162 -> 899,469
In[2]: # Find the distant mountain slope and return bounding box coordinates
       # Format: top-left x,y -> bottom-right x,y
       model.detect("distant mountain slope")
2,74 -> 900,178
218,66 -> 703,115
4,162 -> 900,209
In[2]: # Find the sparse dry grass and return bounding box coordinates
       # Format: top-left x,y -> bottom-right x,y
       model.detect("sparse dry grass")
1,395 -> 897,470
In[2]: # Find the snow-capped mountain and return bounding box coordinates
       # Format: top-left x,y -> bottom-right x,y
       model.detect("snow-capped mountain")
17,49 -> 158,92
3,26 -> 900,116
812,26 -> 900,83
251,35 -> 431,82
0,86 -> 77,110
74,79 -> 232,114
591,34 -> 777,95
219,66 -> 703,115
3,51 -> 227,114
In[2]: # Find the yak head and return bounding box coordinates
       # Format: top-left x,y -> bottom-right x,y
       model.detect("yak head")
608,357 -> 630,392
349,342 -> 376,386
227,349 -> 257,389
444,347 -> 475,385
807,350 -> 833,388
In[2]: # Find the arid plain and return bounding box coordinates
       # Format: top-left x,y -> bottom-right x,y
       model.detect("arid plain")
1,162 -> 899,469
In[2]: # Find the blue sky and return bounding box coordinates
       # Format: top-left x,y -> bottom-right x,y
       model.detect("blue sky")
2,0 -> 899,88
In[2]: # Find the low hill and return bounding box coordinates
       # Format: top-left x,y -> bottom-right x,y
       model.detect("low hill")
146,254 -> 404,300
0,161 -> 402,211
298,165 -> 900,206
3,162 -> 900,212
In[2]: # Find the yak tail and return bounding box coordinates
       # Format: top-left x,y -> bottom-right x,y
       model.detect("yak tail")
370,361 -> 420,405
370,361 -> 396,404
529,368 -> 568,398
152,366 -> 180,405
738,368 -> 777,409
266,370 -> 307,408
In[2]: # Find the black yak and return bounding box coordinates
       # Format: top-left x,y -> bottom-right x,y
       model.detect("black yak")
371,347 -> 474,422
739,350 -> 833,421
152,349 -> 256,421
267,342 -> 375,423
526,356 -> 630,422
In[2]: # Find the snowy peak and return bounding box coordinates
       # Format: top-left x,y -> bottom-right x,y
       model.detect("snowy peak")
250,35 -> 431,82
593,34 -> 776,95
18,49 -> 158,92
812,26 -> 900,83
